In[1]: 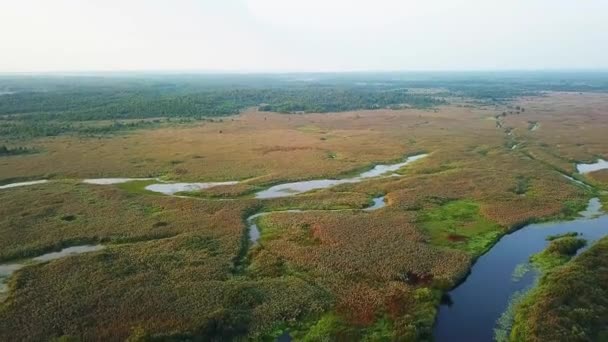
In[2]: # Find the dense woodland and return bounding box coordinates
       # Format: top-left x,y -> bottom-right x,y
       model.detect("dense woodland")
1,72 -> 608,139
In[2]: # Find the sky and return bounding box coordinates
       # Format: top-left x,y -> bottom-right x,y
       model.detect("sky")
1,0 -> 607,73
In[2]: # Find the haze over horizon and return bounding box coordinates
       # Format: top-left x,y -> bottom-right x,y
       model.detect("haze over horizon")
2,0 -> 607,73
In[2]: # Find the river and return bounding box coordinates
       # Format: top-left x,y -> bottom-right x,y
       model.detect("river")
433,198 -> 607,341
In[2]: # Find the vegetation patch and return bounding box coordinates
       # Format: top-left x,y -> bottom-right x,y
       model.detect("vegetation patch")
187,183 -> 261,198
60,214 -> 77,222
510,236 -> 608,341
529,236 -> 586,272
116,179 -> 160,195
545,231 -> 579,241
418,200 -> 502,256
0,145 -> 37,157
0,86 -> 606,340
511,175 -> 530,195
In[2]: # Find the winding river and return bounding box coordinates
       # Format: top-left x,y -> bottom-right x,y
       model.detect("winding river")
0,154 -> 423,306
3,154 -> 606,340
255,154 -> 427,199
433,198 -> 607,341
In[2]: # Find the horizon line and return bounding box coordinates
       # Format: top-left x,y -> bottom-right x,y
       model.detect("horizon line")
2,67 -> 608,77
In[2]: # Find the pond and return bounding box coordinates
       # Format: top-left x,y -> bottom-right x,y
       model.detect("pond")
433,198 -> 607,341
576,158 -> 608,174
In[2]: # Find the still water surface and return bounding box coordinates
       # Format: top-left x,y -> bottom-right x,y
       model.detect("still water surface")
433,198 -> 607,341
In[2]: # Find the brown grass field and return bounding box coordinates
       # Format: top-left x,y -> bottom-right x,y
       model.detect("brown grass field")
0,92 -> 606,340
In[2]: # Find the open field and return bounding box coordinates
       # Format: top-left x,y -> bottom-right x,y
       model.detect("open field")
507,93 -> 608,173
1,105 -> 479,183
1,85 -> 607,340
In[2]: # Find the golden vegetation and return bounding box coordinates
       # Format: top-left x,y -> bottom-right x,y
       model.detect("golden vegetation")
0,181 -> 247,262
1,92 -> 606,340
588,169 -> 608,186
251,209 -> 470,338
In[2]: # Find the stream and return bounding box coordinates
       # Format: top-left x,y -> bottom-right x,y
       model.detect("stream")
3,154 -> 604,340
433,198 -> 607,341
255,154 -> 427,199
0,245 -> 105,300
0,180 -> 49,189
247,196 -> 386,245
0,154 -> 422,307
0,154 -> 428,197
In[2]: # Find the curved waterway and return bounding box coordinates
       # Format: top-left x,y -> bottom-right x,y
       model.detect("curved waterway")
0,180 -> 49,190
1,154 -> 427,198
247,196 -> 386,245
0,245 -> 104,300
433,198 -> 607,341
255,154 -> 427,199
85,154 -> 425,198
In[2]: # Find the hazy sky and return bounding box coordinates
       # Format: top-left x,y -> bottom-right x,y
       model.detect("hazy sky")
2,0 -> 607,72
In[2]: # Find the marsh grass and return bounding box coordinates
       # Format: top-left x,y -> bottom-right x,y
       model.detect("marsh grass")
1,93 -> 607,340
418,200 -> 502,256
494,289 -> 530,342
510,236 -> 608,341
511,263 -> 532,282
529,236 -> 586,272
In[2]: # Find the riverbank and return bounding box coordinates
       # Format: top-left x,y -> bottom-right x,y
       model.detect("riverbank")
433,198 -> 607,341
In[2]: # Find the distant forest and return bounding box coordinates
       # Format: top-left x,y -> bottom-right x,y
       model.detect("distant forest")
1,71 -> 607,139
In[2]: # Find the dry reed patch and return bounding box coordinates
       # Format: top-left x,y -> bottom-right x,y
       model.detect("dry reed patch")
0,182 -> 249,261
0,105 -> 498,184
588,169 -> 608,185
509,92 -> 608,164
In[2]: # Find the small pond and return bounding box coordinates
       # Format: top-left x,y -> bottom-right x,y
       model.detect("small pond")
576,159 -> 608,174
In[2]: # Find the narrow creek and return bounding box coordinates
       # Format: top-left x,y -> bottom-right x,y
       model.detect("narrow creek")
0,154 -> 424,306
247,196 -> 387,245
0,245 -> 105,300
2,154 -> 606,340
255,154 -> 427,199
1,154 -> 428,197
433,198 -> 607,341
0,180 -> 49,189
239,154 -> 424,246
